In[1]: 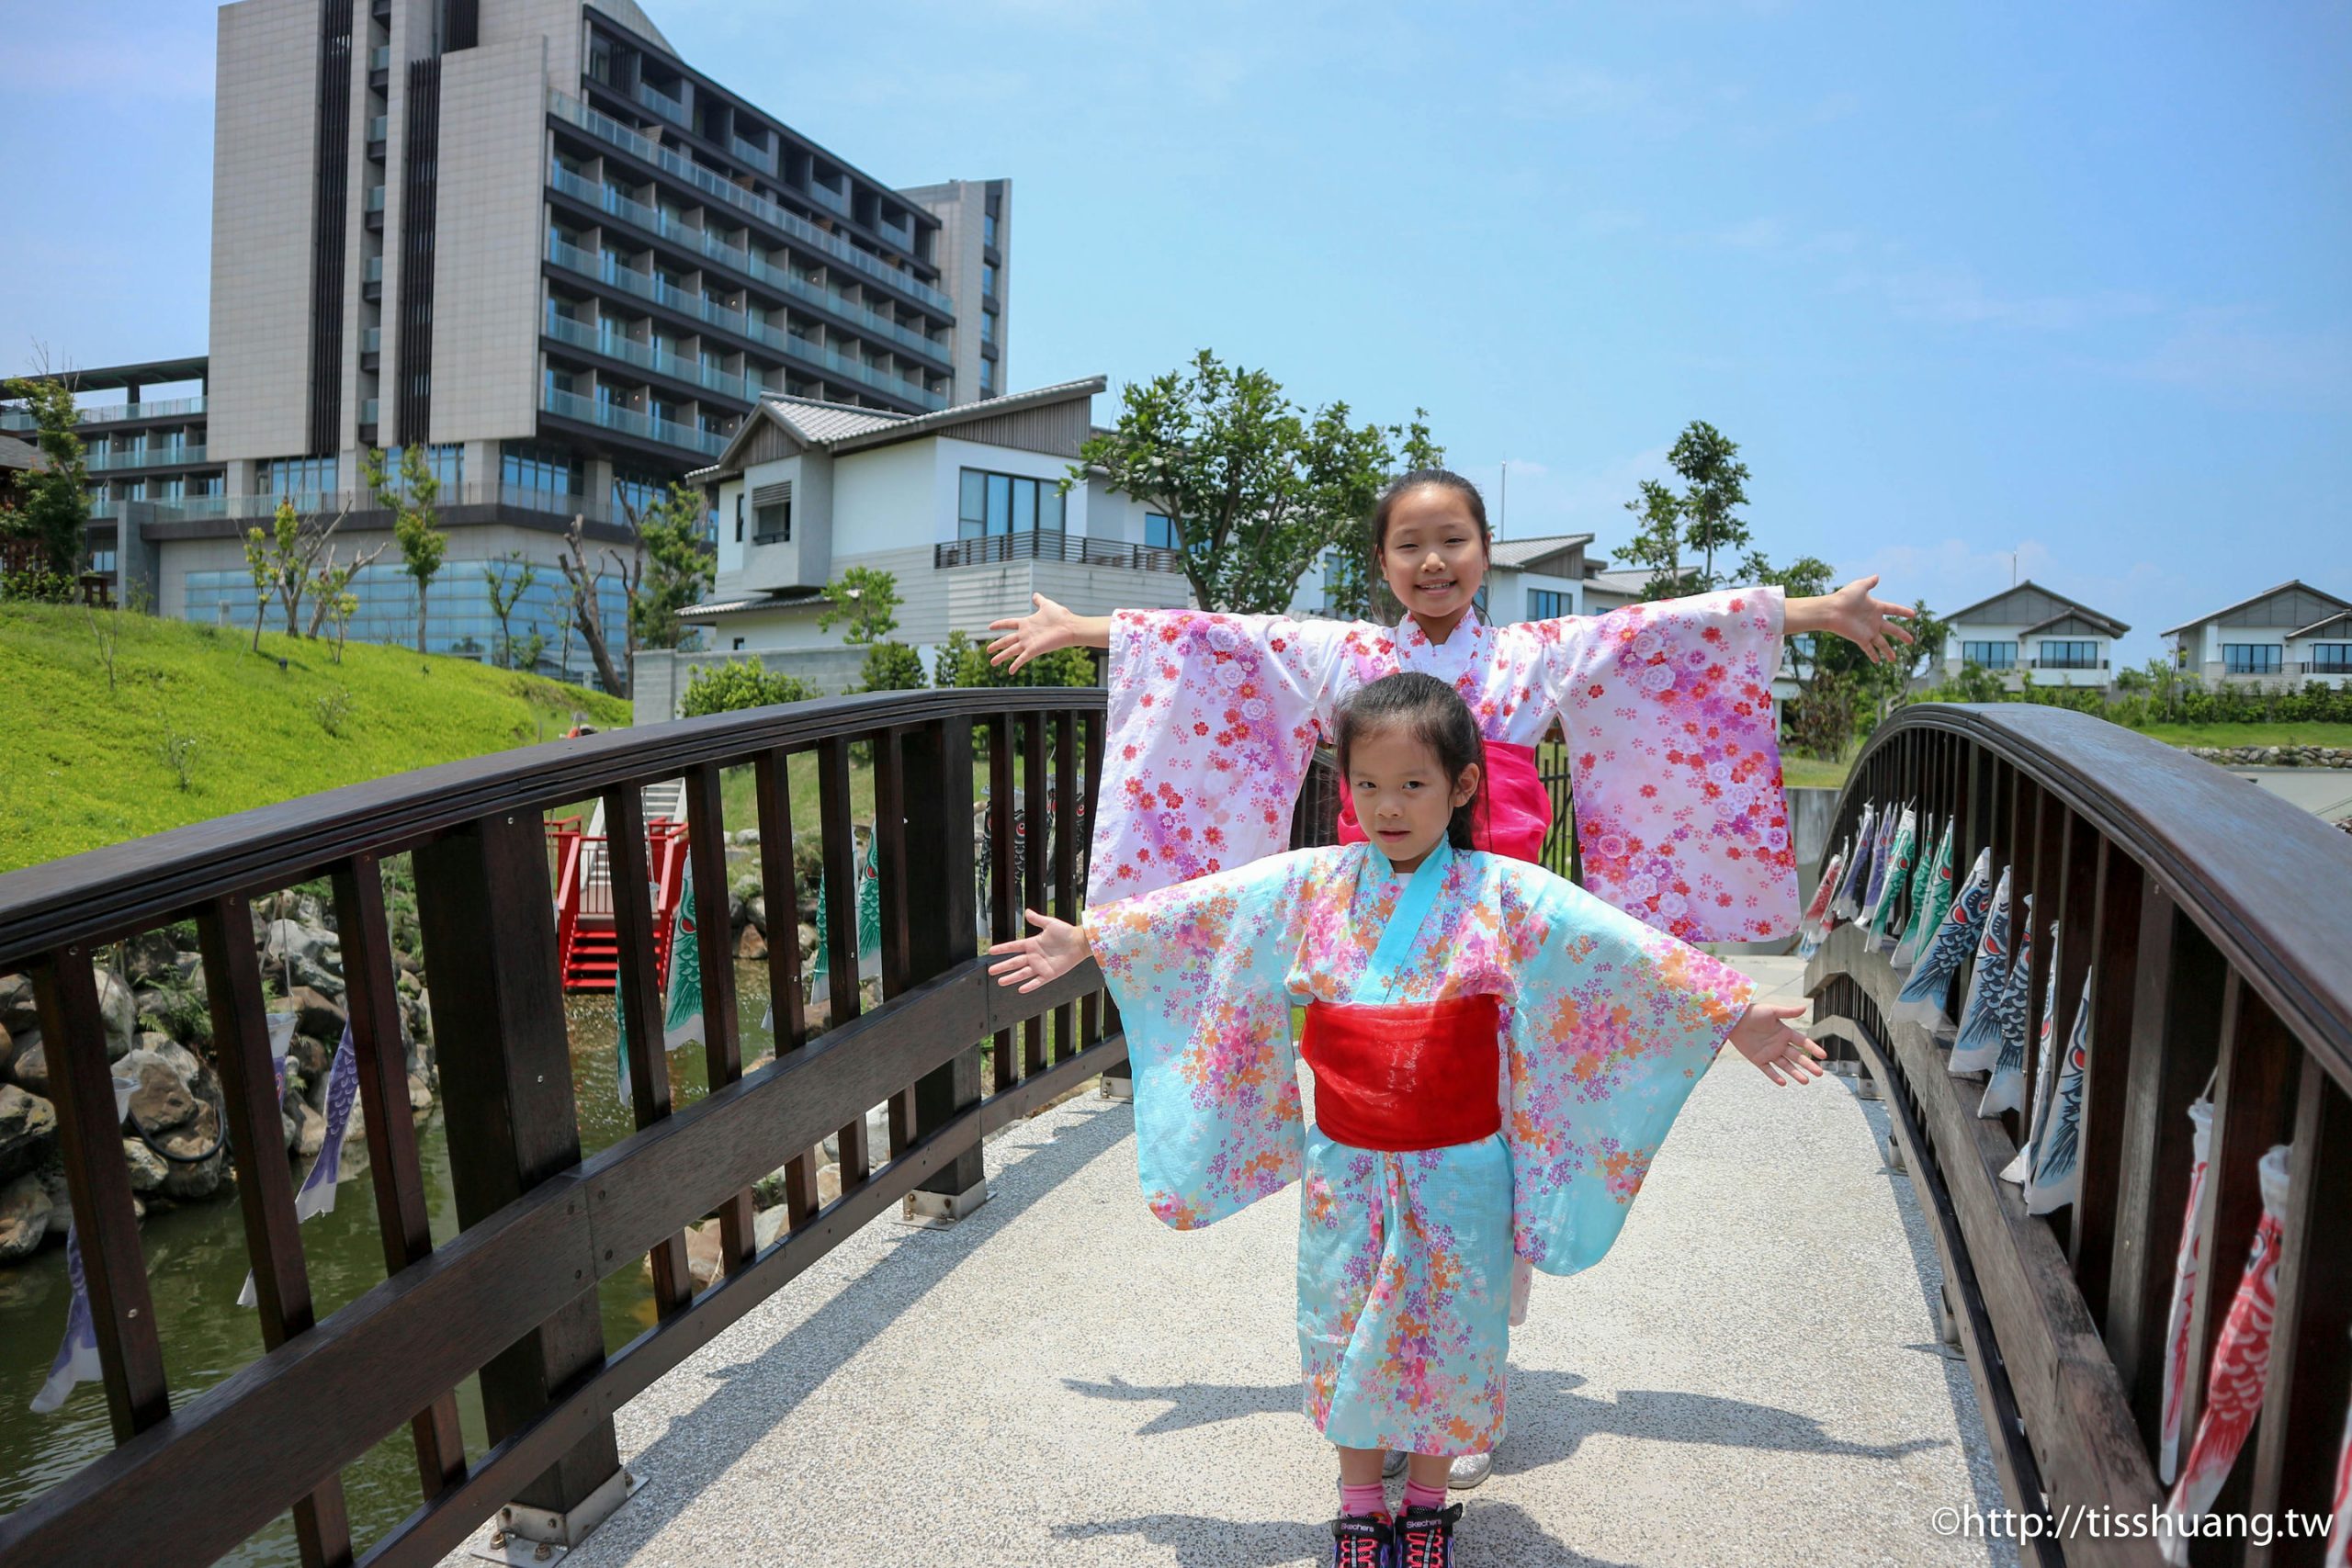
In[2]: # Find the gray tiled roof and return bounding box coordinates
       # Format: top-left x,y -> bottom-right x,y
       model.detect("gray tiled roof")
0,433 -> 46,473
1487,533 -> 1593,570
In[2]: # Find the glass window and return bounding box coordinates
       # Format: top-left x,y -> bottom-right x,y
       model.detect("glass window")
1040,485 -> 1063,533
734,493 -> 745,542
985,472 -> 1011,536
90,548 -> 118,574
959,468 -> 986,537
2310,643 -> 2352,672
978,358 -> 994,393
1011,476 -> 1036,534
2038,640 -> 2098,669
1527,588 -> 1568,621
983,212 -> 998,248
261,456 -> 339,496
1961,640 -> 2017,670
613,471 -> 666,522
2222,644 -> 2282,675
981,263 -> 997,298
1145,513 -> 1176,551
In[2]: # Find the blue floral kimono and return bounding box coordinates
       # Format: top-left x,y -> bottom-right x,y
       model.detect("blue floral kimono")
1088,840 -> 1753,1454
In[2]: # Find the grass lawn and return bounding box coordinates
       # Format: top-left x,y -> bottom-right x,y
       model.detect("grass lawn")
2132,721 -> 2352,750
0,602 -> 628,873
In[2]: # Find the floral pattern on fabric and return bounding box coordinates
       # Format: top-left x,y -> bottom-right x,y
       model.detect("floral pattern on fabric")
1088,592 -> 1794,943
1088,842 -> 1754,1450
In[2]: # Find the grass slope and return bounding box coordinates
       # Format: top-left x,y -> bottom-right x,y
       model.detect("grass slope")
0,603 -> 628,873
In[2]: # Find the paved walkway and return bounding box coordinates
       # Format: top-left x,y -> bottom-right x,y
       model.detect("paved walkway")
443,958 -> 2018,1568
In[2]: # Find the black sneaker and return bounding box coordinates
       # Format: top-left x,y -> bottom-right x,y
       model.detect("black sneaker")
1331,1509 -> 1395,1568
1397,1502 -> 1463,1568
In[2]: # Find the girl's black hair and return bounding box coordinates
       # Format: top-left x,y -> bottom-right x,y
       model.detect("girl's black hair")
1370,468 -> 1492,560
1334,671 -> 1487,852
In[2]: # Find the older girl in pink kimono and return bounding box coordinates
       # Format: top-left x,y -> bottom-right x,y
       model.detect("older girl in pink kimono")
989,468 -> 1914,940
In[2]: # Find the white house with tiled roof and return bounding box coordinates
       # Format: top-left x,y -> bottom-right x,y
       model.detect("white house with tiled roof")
2165,581 -> 2352,687
638,376 -> 1193,716
1943,581 -> 2131,690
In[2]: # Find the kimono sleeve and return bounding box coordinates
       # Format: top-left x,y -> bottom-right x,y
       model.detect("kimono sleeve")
1089,609 -> 1355,904
1087,849 -> 1328,1230
1495,863 -> 1754,1276
1532,587 -> 1798,944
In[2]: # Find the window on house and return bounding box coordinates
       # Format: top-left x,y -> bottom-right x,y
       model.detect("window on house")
734,493 -> 745,542
2223,644 -> 2282,675
732,637 -> 745,651
983,211 -> 998,249
1527,588 -> 1568,621
261,456 -> 339,496
752,479 -> 792,543
957,467 -> 1062,539
2038,640 -> 2098,669
1961,640 -> 2017,670
2309,643 -> 2352,673
1145,513 -> 1176,551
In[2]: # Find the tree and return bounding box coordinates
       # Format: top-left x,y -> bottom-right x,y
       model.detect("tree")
622,482 -> 714,655
816,565 -> 902,645
365,446 -> 445,655
1752,547 -> 1942,758
1619,479 -> 1698,603
483,551 -> 540,670
241,520 -> 278,654
1079,350 -> 1430,615
1668,420 -> 1751,589
555,513 -> 633,697
679,657 -> 817,717
302,537 -> 390,640
245,495 -> 356,637
1,369 -> 92,581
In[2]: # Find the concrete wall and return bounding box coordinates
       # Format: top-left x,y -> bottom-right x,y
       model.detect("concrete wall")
427,34 -> 551,448
209,0 -> 325,468
633,644 -> 869,725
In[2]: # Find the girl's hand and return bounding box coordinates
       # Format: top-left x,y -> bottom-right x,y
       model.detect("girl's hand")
1789,575 -> 1918,666
987,908 -> 1092,992
1727,1002 -> 1829,1086
986,593 -> 1106,671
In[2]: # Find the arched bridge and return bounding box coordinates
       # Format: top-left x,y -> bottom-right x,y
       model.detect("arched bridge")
0,694 -> 2341,1566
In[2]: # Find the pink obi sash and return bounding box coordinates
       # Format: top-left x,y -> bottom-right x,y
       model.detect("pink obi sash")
1298,996 -> 1503,1152
1337,739 -> 1551,863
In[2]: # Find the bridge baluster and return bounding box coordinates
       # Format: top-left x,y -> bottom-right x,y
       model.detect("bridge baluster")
604,781 -> 695,1318
1052,710 -> 1079,1065
2244,1062 -> 2352,1568
986,715 -> 1019,1095
412,811 -> 622,1539
2070,837 -> 2145,1321
331,852 -> 468,1498
31,943 -> 169,1439
906,715 -> 985,1216
1021,712 -> 1048,1081
198,891 -> 356,1568
873,723 -> 919,1159
684,761 -> 754,1275
816,734 -> 868,1187
751,744 -> 818,1227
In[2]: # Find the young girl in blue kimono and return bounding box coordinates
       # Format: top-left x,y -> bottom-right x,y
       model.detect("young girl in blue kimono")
989,671 -> 1826,1567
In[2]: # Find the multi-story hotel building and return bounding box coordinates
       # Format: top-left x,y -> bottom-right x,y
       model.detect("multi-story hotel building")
4,0 -> 1009,679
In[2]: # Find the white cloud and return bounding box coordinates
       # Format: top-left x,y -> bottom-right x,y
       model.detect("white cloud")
1841,263 -> 2163,332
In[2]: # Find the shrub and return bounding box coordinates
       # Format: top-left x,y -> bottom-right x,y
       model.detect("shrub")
859,641 -> 926,693
679,658 -> 819,717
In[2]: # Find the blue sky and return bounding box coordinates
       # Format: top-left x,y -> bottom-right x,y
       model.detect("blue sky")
3,1 -> 2345,663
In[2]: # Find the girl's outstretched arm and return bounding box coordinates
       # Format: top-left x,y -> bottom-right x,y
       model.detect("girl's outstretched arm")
987,907 -> 1092,992
986,593 -> 1112,671
1783,574 -> 1918,665
1725,1001 -> 1829,1086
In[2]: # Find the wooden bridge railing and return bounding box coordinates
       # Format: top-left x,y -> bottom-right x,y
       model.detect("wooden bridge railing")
0,689 -> 1116,1568
1804,704 -> 2351,1568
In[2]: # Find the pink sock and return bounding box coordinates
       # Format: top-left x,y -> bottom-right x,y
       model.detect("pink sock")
1402,1478 -> 1447,1512
1340,1481 -> 1387,1518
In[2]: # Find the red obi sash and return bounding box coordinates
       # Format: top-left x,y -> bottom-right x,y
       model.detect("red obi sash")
1337,739 -> 1551,864
1298,996 -> 1503,1152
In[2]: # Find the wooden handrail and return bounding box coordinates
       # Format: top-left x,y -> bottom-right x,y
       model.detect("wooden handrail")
0,688 -> 1117,1567
1807,702 -> 2351,1568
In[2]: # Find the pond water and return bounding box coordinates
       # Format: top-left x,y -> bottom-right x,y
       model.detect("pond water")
0,962 -> 783,1566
